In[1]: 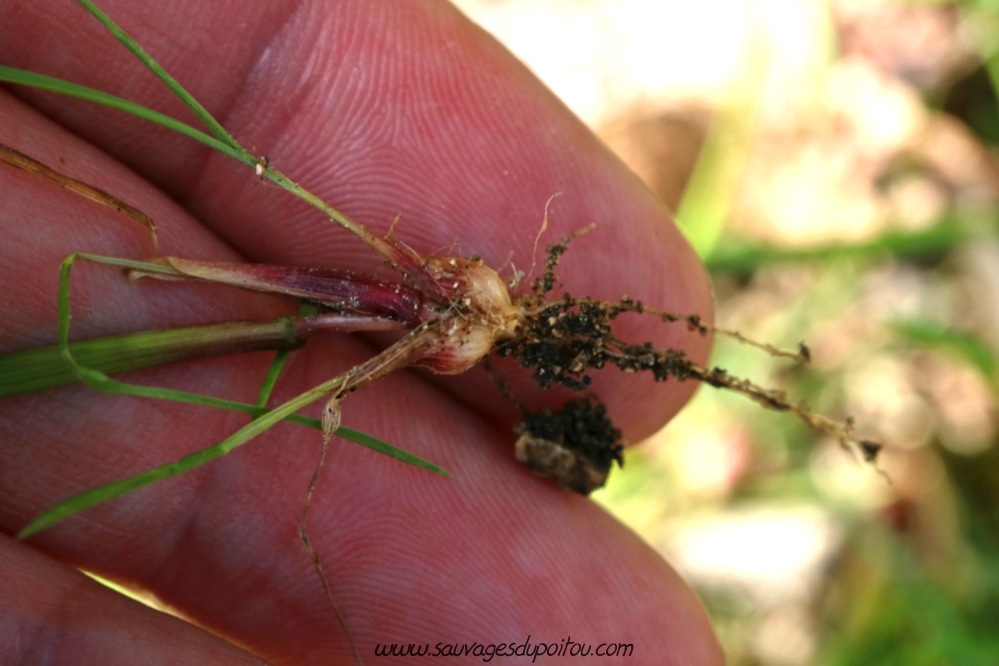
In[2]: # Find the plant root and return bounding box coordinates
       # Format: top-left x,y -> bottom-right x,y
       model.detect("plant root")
494,233 -> 882,493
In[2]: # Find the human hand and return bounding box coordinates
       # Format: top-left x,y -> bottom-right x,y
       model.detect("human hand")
0,1 -> 719,663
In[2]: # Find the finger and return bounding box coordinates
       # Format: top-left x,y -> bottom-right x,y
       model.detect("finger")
4,343 -> 722,665
0,0 -> 714,442
1,5 -> 723,664
1,95 -> 720,664
0,536 -> 267,666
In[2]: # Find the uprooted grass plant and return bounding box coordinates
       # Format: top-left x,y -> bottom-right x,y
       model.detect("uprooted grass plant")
0,0 -> 882,661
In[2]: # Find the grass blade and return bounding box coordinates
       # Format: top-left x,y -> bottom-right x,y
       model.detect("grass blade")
892,319 -> 998,385
72,0 -> 240,151
0,66 -> 240,160
0,319 -> 303,397
4,4 -> 423,284
705,218 -> 987,274
18,373 -> 341,539
256,349 -> 293,408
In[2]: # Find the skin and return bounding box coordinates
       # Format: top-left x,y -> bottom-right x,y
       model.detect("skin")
0,1 -> 720,664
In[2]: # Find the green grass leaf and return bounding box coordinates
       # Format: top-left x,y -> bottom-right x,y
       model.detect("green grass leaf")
0,66 -> 240,160
73,0 -> 241,151
891,318 -> 997,383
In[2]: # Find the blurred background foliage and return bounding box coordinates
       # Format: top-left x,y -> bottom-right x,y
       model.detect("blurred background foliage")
454,0 -> 999,663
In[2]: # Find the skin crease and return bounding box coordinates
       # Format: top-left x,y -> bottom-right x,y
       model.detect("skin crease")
0,1 -> 722,665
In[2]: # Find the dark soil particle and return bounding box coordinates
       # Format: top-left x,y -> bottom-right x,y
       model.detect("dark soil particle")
514,397 -> 624,494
